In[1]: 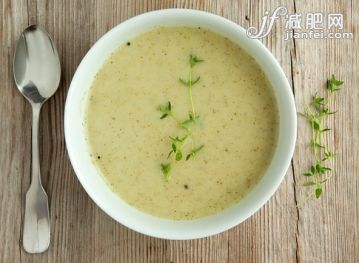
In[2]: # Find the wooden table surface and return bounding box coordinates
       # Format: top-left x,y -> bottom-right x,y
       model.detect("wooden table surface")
1,0 -> 358,262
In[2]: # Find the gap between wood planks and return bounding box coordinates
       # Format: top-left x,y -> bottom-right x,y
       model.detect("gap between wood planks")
289,1 -> 300,262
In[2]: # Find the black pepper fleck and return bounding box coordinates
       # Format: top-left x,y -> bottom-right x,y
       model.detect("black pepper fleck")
184,184 -> 189,189
97,156 -> 101,159
126,42 -> 131,46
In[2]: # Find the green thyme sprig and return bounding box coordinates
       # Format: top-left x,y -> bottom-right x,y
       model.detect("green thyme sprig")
179,54 -> 203,119
159,54 -> 204,180
300,75 -> 343,199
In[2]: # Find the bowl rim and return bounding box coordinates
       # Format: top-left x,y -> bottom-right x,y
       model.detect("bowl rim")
65,8 -> 297,239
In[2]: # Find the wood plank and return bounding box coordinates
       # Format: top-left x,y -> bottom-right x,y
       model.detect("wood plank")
227,1 -> 298,262
0,0 -> 32,262
292,0 -> 359,262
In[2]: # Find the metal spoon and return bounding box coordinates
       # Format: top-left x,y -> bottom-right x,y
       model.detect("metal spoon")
13,25 -> 61,253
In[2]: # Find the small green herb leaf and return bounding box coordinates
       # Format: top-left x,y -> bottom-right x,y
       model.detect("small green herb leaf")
172,143 -> 177,153
160,163 -> 171,180
315,187 -> 323,198
179,76 -> 201,87
175,151 -> 183,161
310,165 -> 316,174
311,140 -> 325,148
170,136 -> 187,143
189,54 -> 203,68
167,150 -> 174,158
193,145 -> 204,154
303,181 -> 316,186
186,145 -> 205,160
316,164 -> 325,174
179,77 -> 189,86
312,93 -> 324,106
320,179 -> 328,184
321,128 -> 331,132
181,113 -> 199,129
324,151 -> 334,160
327,75 -> 344,92
191,76 -> 200,85
159,101 -> 172,119
312,120 -> 321,131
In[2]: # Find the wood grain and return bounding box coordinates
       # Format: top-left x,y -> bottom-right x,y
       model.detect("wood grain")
292,1 -> 359,262
0,0 -> 357,262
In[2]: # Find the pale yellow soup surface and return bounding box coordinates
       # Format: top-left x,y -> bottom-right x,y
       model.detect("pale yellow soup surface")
85,27 -> 278,220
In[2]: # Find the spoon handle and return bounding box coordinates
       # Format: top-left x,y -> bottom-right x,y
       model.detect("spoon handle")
22,103 -> 50,253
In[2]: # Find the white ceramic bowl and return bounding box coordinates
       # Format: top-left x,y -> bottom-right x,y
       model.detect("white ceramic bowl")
65,9 -> 296,239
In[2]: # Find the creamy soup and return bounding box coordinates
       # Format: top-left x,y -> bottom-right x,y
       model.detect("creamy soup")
85,27 -> 278,220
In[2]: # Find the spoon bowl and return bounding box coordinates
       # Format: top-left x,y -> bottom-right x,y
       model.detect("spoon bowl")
14,25 -> 61,104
